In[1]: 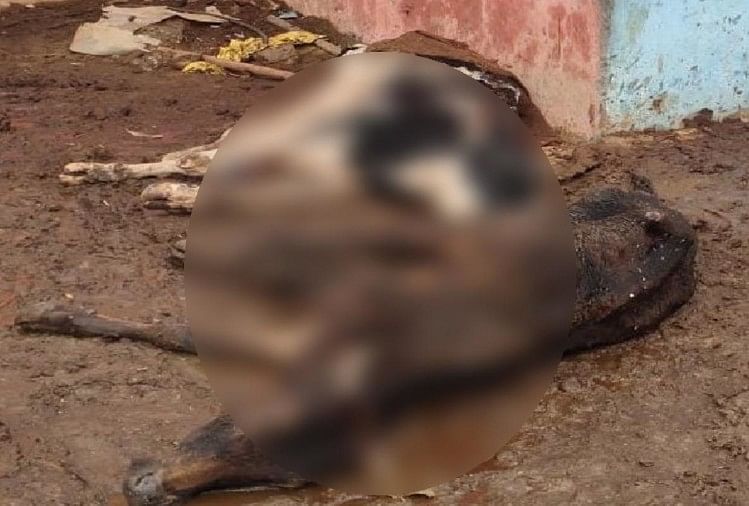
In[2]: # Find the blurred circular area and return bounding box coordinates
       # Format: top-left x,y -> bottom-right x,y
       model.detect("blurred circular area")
186,52 -> 576,495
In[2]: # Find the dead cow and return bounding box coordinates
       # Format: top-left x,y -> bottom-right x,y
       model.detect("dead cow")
16,183 -> 696,504
17,37 -> 698,506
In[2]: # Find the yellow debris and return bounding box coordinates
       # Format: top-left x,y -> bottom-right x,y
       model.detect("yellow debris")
181,30 -> 324,74
268,30 -> 322,47
182,61 -> 224,74
217,37 -> 267,62
216,30 -> 323,62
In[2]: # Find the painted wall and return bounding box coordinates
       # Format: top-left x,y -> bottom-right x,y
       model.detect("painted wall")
603,0 -> 749,131
287,0 -> 604,138
287,0 -> 749,136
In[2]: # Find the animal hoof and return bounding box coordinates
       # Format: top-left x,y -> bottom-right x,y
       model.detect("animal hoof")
123,459 -> 178,506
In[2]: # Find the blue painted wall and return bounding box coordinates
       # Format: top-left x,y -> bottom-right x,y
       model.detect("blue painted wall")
604,0 -> 749,131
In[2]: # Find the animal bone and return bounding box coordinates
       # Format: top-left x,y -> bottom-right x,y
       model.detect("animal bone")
141,182 -> 199,213
59,129 -> 229,185
168,238 -> 187,267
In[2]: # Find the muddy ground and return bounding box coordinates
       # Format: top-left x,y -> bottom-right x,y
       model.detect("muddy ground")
0,1 -> 747,504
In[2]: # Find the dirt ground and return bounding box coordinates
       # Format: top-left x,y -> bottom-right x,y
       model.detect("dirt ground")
0,1 -> 747,505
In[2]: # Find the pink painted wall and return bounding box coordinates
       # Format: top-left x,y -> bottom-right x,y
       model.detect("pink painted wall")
287,0 -> 603,138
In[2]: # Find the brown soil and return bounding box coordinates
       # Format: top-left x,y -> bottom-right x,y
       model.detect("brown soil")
0,1 -> 747,505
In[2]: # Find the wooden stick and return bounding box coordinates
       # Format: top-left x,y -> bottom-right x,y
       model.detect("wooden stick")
15,302 -> 195,353
202,55 -> 294,79
158,47 -> 294,79
156,47 -> 292,79
265,14 -> 342,56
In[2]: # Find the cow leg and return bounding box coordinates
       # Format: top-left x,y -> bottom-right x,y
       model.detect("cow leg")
123,415 -> 308,506
59,127 -> 232,185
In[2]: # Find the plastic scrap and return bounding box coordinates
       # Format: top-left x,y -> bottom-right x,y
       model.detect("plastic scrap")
70,5 -> 226,56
